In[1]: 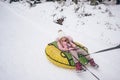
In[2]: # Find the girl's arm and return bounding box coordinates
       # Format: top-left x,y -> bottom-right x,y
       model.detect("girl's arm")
67,36 -> 76,48
57,41 -> 69,51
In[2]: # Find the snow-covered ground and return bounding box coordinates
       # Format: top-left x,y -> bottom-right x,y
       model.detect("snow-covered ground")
0,1 -> 120,80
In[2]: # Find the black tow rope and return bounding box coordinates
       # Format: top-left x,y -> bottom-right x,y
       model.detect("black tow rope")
90,44 -> 120,55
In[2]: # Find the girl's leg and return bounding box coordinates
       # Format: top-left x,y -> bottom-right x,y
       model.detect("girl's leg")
76,49 -> 92,60
70,50 -> 79,63
76,49 -> 99,68
70,50 -> 84,71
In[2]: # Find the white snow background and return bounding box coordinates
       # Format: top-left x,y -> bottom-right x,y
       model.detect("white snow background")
0,1 -> 120,80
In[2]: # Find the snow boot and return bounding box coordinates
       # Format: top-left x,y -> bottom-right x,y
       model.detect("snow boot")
89,58 -> 99,68
75,62 -> 86,72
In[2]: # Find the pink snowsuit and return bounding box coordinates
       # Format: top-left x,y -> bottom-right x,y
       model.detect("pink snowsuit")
57,36 -> 89,63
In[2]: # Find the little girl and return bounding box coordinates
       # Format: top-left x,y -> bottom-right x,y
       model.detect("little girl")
56,30 -> 98,71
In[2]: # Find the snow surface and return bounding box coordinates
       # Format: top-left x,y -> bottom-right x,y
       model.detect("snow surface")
0,1 -> 120,80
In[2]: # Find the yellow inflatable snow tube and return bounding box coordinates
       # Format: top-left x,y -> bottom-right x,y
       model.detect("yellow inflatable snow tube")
45,41 -> 88,69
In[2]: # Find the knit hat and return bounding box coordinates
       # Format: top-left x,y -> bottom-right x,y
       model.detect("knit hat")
57,30 -> 66,39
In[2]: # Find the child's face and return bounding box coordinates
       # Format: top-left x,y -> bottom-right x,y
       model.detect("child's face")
61,37 -> 69,43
